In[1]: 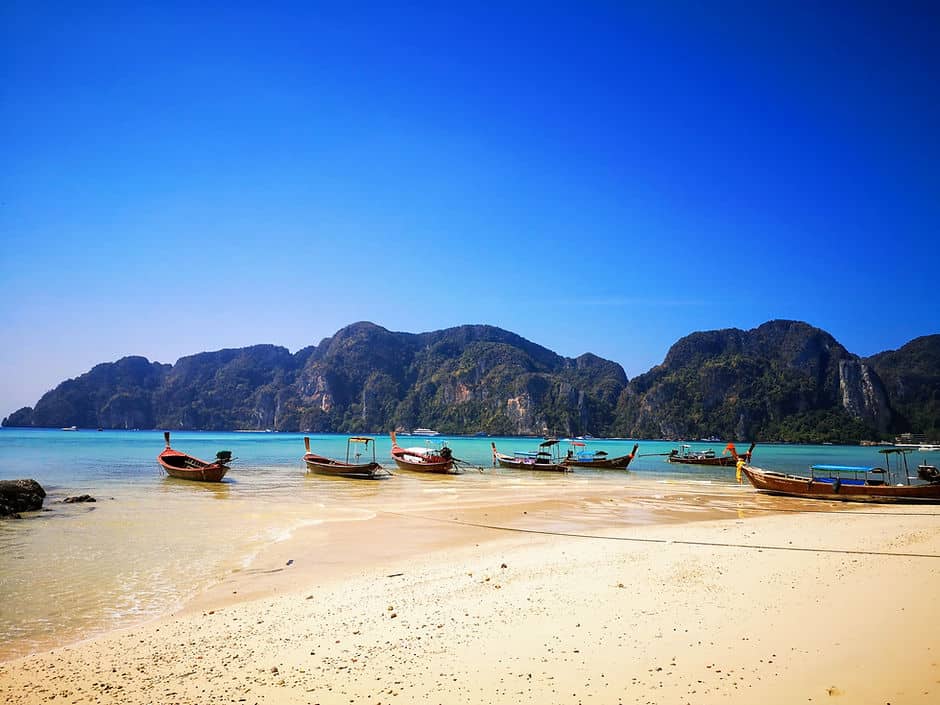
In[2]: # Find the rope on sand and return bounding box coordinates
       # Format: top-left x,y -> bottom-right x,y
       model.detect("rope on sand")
379,510 -> 940,559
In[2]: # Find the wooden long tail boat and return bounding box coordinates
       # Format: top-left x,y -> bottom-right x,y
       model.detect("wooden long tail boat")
303,436 -> 390,479
563,442 -> 638,469
491,439 -> 569,472
667,442 -> 755,466
157,432 -> 231,482
389,431 -> 456,473
741,449 -> 940,503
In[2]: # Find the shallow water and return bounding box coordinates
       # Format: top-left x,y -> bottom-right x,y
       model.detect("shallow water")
0,429 -> 924,658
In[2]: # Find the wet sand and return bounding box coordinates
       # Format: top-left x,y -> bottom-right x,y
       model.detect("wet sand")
2,477 -> 939,703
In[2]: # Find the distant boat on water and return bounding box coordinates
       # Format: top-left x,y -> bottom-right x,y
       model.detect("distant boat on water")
410,428 -> 441,436
61,426 -> 78,431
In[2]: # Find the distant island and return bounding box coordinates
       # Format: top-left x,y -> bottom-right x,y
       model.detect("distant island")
3,320 -> 938,444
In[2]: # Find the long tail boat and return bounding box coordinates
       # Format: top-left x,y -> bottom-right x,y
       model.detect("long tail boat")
563,442 -> 638,469
303,436 -> 391,479
491,439 -> 569,472
389,431 -> 456,473
157,432 -> 232,482
741,449 -> 940,503
667,442 -> 755,467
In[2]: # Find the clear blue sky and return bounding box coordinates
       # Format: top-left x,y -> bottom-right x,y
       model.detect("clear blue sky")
2,1 -> 939,415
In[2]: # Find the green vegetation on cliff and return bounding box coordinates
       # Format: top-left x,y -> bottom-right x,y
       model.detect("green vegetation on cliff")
2,323 -> 626,436
866,335 -> 940,440
3,321 -> 936,442
613,320 -> 892,443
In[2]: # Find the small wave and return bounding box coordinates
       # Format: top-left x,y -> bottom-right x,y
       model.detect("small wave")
272,518 -> 324,542
322,509 -> 376,522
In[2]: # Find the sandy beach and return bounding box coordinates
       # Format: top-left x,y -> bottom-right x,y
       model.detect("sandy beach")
2,477 -> 939,704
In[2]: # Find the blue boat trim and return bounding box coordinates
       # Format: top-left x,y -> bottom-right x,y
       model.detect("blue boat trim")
811,464 -> 879,473
809,477 -> 867,485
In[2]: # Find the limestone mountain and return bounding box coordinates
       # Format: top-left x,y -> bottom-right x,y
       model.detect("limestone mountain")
613,320 -> 893,442
2,323 -> 627,435
866,335 -> 940,440
4,320 -> 935,442
3,356 -> 171,430
278,323 -> 627,435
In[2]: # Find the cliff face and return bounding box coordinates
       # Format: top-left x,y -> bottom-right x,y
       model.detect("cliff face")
866,335 -> 940,440
2,323 -> 627,435
614,320 -> 893,442
4,320 -> 933,441
276,323 -> 627,435
154,345 -> 297,430
3,357 -> 171,429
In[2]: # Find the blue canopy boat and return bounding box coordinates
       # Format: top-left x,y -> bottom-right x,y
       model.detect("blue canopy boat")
562,442 -> 639,469
491,439 -> 569,472
742,449 -> 940,503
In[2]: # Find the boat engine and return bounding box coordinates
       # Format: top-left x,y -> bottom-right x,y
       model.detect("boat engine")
216,450 -> 233,463
440,446 -> 453,461
917,464 -> 940,483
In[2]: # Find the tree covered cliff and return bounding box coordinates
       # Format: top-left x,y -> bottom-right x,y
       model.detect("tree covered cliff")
3,323 -> 626,436
866,335 -> 940,441
4,320 -> 936,442
612,321 -> 893,443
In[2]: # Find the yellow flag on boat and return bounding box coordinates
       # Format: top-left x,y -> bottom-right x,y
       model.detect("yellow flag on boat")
736,458 -> 746,483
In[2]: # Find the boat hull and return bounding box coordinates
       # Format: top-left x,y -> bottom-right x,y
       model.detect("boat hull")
157,432 -> 230,482
158,454 -> 229,482
390,456 -> 455,473
667,455 -> 737,466
563,453 -> 635,469
742,466 -> 940,503
667,442 -> 754,467
303,455 -> 388,479
493,453 -> 569,472
389,431 -> 455,473
564,444 -> 638,469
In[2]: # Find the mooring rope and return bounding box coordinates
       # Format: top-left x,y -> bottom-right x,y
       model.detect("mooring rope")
646,501 -> 940,518
378,510 -> 940,559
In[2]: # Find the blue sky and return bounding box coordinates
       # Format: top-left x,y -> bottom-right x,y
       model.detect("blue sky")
2,1 -> 939,414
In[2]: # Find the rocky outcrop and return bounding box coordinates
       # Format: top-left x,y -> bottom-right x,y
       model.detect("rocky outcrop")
866,334 -> 940,439
1,323 -> 628,436
614,320 -> 895,442
0,479 -> 46,518
837,360 -> 890,434
2,320 -> 933,441
2,406 -> 34,427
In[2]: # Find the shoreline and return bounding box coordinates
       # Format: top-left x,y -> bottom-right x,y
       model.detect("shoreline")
0,425 -> 910,446
2,478 -> 939,703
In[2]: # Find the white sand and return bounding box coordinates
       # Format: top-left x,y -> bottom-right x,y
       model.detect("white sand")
2,479 -> 938,704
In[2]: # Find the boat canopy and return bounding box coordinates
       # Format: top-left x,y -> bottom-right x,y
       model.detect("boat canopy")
540,439 -> 559,448
811,464 -> 881,473
349,437 -> 373,443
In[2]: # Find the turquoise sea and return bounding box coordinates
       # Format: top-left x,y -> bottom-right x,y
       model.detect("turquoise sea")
0,428 -> 926,659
